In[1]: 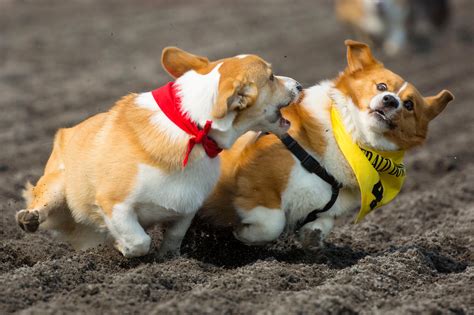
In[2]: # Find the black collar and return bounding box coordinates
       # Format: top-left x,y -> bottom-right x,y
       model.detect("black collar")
280,133 -> 342,230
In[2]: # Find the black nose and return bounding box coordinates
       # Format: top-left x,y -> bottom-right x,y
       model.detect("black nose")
382,94 -> 399,108
296,84 -> 303,92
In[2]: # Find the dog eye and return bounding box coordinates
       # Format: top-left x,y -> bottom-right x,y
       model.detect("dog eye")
269,73 -> 274,81
376,83 -> 387,91
403,100 -> 414,111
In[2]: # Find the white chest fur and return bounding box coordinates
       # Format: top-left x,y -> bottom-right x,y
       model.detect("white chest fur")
282,83 -> 360,227
130,158 -> 221,226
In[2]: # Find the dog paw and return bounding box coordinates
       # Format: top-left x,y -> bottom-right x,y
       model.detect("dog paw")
157,246 -> 180,260
300,228 -> 324,252
114,236 -> 151,258
16,209 -> 40,233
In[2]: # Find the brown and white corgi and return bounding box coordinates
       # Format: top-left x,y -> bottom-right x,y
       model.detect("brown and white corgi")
201,40 -> 454,248
335,0 -> 450,55
16,47 -> 302,258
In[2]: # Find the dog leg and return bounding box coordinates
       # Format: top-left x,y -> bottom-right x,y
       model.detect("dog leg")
158,212 -> 195,258
16,171 -> 65,233
299,215 -> 334,251
233,206 -> 286,245
104,203 -> 151,258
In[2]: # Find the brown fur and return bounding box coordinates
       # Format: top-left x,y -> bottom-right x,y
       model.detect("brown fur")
336,40 -> 454,149
17,46 -> 297,255
201,100 -> 327,225
201,40 -> 454,237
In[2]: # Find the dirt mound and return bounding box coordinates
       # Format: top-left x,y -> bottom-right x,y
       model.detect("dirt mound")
1,0 -> 473,314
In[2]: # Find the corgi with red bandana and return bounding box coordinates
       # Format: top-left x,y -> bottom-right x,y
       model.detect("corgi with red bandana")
201,40 -> 454,248
16,47 -> 301,258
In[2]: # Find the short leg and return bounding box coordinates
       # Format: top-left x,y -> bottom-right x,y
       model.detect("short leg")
299,215 -> 334,251
16,171 -> 65,233
158,213 -> 195,258
104,203 -> 151,258
234,206 -> 286,245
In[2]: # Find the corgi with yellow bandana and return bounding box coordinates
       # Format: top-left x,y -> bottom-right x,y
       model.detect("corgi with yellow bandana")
201,40 -> 454,248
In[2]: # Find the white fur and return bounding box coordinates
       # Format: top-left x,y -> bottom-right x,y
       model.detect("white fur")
176,62 -> 237,133
300,215 -> 335,246
107,65 -> 226,257
235,206 -> 286,244
136,92 -> 189,142
238,81 -> 404,245
133,160 -> 220,222
105,157 -> 220,257
136,63 -> 236,139
105,202 -> 151,258
331,87 -> 399,151
397,81 -> 408,96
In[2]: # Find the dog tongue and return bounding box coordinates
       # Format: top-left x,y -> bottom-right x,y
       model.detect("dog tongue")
279,117 -> 291,129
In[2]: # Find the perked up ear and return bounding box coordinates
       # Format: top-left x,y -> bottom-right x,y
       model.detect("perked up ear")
345,39 -> 382,73
212,78 -> 258,119
424,89 -> 454,120
161,47 -> 210,78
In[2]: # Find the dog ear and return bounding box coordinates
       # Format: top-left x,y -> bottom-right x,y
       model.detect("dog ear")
212,77 -> 258,119
161,47 -> 210,78
345,39 -> 382,73
424,90 -> 454,120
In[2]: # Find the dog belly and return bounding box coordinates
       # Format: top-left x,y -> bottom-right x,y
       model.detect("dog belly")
131,157 -> 221,225
136,203 -> 181,228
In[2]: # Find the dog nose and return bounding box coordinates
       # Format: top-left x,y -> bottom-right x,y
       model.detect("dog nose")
296,84 -> 303,92
382,95 -> 399,108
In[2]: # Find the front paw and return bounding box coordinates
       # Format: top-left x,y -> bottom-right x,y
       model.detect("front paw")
16,209 -> 40,233
300,228 -> 325,252
157,246 -> 180,259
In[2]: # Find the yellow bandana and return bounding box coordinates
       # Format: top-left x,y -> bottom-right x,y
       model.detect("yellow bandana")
330,107 -> 406,223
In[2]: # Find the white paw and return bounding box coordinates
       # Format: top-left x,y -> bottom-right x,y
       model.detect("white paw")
233,224 -> 273,245
114,235 -> 151,258
299,228 -> 324,251
299,216 -> 334,250
234,206 -> 285,245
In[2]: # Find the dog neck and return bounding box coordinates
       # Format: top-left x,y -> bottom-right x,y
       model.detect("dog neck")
290,81 -> 358,188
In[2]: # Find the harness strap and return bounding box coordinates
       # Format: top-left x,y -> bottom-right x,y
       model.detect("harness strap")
280,133 -> 342,230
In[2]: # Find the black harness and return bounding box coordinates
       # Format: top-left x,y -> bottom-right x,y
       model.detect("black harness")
280,133 -> 342,230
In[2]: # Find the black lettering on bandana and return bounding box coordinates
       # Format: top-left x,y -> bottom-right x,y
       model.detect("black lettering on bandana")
370,181 -> 384,210
361,148 -> 406,177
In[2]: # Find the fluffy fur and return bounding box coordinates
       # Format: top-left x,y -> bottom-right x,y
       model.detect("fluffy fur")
201,40 -> 454,248
16,47 -> 302,258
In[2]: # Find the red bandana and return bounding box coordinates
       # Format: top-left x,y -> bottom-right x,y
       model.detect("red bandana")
151,82 -> 222,167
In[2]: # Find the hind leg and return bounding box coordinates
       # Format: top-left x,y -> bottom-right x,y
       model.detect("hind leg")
233,206 -> 286,245
16,170 -> 65,233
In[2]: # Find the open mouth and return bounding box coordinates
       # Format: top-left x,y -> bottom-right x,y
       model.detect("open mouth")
371,109 -> 396,129
274,101 -> 291,128
276,109 -> 291,128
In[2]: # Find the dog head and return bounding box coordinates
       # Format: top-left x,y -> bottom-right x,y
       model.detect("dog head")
161,47 -> 302,148
335,40 -> 454,151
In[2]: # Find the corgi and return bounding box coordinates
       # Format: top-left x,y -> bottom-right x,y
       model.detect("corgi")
335,0 -> 450,55
16,47 -> 302,258
201,40 -> 454,248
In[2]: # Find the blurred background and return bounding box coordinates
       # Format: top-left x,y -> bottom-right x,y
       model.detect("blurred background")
0,1 -> 473,314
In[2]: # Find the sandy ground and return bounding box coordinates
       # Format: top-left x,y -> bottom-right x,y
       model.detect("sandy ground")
1,0 -> 473,314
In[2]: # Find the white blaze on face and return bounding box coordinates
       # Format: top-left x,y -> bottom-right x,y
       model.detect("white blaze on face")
396,81 -> 408,96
